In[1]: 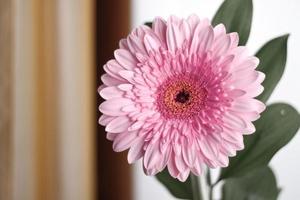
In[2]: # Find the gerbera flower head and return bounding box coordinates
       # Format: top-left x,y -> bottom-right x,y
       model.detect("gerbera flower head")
98,15 -> 265,181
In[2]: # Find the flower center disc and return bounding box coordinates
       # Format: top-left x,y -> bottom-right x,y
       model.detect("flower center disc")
157,75 -> 207,120
175,90 -> 190,103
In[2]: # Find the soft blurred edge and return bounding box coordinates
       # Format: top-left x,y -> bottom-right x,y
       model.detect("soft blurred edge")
1,0 -> 96,199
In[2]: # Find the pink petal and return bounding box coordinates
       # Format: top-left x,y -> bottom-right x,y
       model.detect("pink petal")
213,34 -> 231,57
128,120 -> 145,131
144,142 -> 161,170
229,32 -> 239,49
106,132 -> 118,141
168,15 -> 181,24
217,153 -> 229,167
119,38 -> 129,49
198,26 -> 214,52
182,139 -> 196,167
223,112 -> 248,131
101,74 -> 123,86
177,169 -> 190,182
128,137 -> 145,163
246,85 -> 264,97
127,34 -> 148,55
229,71 -> 260,87
198,137 -> 218,161
226,89 -> 246,98
166,23 -> 181,52
144,34 -> 161,52
213,23 -> 226,37
114,49 -> 137,70
167,152 -> 180,178
118,70 -> 135,82
100,86 -> 124,99
219,141 -> 237,156
106,116 -> 132,133
187,14 -> 200,33
221,130 -> 243,145
99,98 -> 133,116
174,153 -> 188,172
121,104 -> 137,112
156,145 -> 171,171
245,122 -> 256,134
118,84 -> 133,91
152,17 -> 167,45
248,71 -> 265,85
232,98 -> 266,113
98,115 -> 115,126
190,25 -> 214,53
105,60 -> 125,80
191,157 -> 203,176
113,131 -> 138,152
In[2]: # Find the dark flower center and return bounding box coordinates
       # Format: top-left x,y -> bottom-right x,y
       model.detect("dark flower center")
175,90 -> 190,104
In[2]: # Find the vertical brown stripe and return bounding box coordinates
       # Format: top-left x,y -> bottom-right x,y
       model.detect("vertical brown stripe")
96,0 -> 132,200
0,0 -> 13,199
31,0 -> 60,199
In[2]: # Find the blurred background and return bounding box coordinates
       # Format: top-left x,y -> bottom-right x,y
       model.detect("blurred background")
0,0 -> 299,200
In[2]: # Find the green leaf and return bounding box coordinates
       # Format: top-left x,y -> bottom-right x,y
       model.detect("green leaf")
156,169 -> 192,199
144,22 -> 152,28
220,103 -> 300,180
256,35 -> 289,103
212,0 -> 253,45
222,166 -> 280,200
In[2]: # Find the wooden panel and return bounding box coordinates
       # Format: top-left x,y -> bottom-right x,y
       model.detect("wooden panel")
13,0 -> 96,199
57,0 -> 96,199
32,1 -> 60,199
96,0 -> 132,200
0,0 -> 13,199
14,0 -> 60,199
14,1 -> 38,198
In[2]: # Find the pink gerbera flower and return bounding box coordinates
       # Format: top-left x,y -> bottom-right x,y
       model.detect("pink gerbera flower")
99,15 -> 265,181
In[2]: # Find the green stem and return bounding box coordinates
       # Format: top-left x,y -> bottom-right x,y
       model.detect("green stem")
207,170 -> 213,200
190,174 -> 203,200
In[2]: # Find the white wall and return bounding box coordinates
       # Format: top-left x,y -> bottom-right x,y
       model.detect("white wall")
131,0 -> 300,199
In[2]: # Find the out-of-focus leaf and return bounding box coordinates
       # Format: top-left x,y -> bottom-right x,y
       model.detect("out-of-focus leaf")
212,0 -> 253,45
144,22 -> 152,28
222,166 -> 280,200
220,103 -> 300,180
256,35 -> 289,103
156,169 -> 192,199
